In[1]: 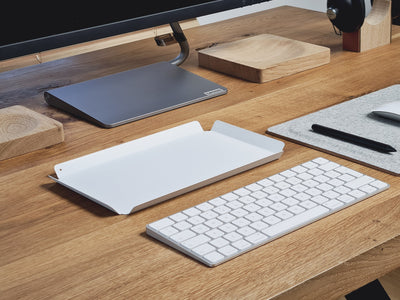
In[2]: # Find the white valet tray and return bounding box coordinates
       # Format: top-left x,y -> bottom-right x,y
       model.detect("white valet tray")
50,120 -> 284,214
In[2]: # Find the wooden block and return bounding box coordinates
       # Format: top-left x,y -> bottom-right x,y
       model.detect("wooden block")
0,105 -> 64,160
197,34 -> 330,83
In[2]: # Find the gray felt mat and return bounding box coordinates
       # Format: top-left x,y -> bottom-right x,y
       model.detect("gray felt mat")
268,84 -> 400,175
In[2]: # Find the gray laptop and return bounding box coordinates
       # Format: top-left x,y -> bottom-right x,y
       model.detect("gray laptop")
44,61 -> 227,128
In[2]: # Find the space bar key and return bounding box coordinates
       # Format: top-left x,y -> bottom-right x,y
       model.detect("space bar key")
262,206 -> 329,237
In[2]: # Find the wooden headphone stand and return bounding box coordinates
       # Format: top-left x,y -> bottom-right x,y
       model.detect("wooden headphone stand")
343,0 -> 392,51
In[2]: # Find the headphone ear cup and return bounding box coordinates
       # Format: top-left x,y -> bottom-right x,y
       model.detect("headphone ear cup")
327,0 -> 366,32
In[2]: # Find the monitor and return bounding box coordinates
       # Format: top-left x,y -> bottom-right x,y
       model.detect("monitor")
0,1 -> 270,60
0,1 -> 271,128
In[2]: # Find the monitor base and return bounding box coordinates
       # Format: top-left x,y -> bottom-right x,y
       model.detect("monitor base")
44,61 -> 227,128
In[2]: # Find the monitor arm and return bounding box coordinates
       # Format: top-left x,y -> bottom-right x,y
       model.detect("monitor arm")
154,22 -> 189,66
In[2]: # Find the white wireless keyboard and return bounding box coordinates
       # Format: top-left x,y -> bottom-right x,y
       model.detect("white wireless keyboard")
146,157 -> 389,267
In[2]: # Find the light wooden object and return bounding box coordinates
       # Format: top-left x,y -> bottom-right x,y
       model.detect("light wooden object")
0,105 -> 64,160
0,7 -> 400,300
343,0 -> 392,52
197,34 -> 330,83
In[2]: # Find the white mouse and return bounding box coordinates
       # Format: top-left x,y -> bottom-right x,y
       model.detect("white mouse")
372,101 -> 400,122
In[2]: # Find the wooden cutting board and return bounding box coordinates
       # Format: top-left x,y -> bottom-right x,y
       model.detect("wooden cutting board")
0,105 -> 64,160
198,34 -> 330,83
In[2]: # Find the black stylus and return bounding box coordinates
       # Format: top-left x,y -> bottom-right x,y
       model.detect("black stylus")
311,124 -> 397,153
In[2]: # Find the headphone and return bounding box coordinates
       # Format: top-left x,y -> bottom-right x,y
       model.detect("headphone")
327,0 -> 366,33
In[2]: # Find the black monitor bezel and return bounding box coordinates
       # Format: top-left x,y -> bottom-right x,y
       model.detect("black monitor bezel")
0,0 -> 268,60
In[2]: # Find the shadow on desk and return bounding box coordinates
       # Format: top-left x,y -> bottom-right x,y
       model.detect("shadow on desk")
43,182 -> 117,217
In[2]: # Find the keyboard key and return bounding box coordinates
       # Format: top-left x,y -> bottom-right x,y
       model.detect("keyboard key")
204,219 -> 223,228
219,223 -> 237,233
159,226 -> 179,236
148,217 -> 174,230
323,200 -> 344,209
221,192 -> 239,201
182,234 -> 211,248
257,178 -> 274,187
250,220 -> 269,231
246,183 -> 263,191
234,188 -> 251,197
243,203 -> 261,212
218,245 -> 238,256
359,185 -> 377,194
246,232 -> 268,244
318,161 -> 339,171
338,173 -> 356,183
205,228 -> 224,239
280,170 -> 296,178
258,207 -> 275,217
337,194 -> 355,203
210,237 -> 229,248
191,224 -> 210,234
224,232 -> 242,242
311,195 -> 329,204
174,221 -> 192,231
299,200 -> 317,209
204,252 -> 224,264
238,195 -> 256,204
187,215 -> 206,225
268,193 -> 285,202
282,197 -> 299,206
245,212 -> 263,222
231,208 -> 248,218
345,175 -> 375,189
291,165 -> 308,173
280,188 -> 297,197
213,205 -> 231,215
269,202 -> 288,211
269,174 -> 286,182
293,192 -> 311,201
237,226 -> 256,237
305,187 -> 322,196
209,197 -> 226,206
302,161 -> 318,169
263,215 -> 281,225
217,213 -> 235,223
196,202 -> 214,212
183,207 -> 201,216
170,229 -> 196,243
251,190 -> 268,199
285,176 -> 302,185
322,190 -> 340,199
147,158 -> 389,267
275,210 -> 294,220
170,212 -> 187,222
201,210 -> 218,220
192,243 -> 215,256
262,206 -> 329,237
370,180 -> 389,189
287,205 -> 306,215
232,239 -> 251,250
232,217 -> 250,227
313,157 -> 329,165
226,200 -> 243,210
348,190 -> 366,198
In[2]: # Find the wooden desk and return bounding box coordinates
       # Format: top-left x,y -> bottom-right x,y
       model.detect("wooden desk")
1,6 -> 399,299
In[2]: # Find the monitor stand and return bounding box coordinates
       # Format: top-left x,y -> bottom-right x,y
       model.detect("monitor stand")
44,22 -> 227,128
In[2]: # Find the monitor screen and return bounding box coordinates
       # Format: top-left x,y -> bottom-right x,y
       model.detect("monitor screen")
0,1 -> 271,60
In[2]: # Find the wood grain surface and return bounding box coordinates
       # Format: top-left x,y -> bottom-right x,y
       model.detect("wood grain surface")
0,6 -> 399,299
198,34 -> 330,82
0,105 -> 64,160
